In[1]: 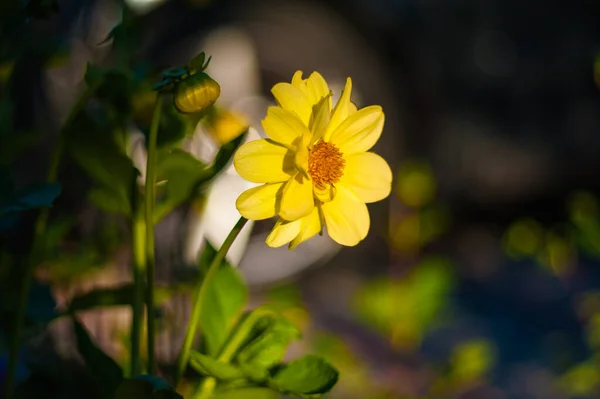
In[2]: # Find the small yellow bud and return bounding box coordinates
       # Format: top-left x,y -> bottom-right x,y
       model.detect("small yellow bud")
174,72 -> 220,114
206,108 -> 249,145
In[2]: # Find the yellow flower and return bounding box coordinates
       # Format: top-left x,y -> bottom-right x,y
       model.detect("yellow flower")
233,71 -> 392,248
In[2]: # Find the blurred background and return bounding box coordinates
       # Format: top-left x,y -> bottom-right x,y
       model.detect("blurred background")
4,0 -> 600,398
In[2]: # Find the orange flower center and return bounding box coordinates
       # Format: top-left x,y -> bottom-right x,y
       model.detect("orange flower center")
308,141 -> 345,190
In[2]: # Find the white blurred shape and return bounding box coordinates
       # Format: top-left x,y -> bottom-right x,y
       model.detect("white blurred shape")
183,127 -> 262,266
200,27 -> 260,104
125,0 -> 168,14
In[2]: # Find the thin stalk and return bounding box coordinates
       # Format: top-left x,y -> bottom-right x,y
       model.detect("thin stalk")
3,83 -> 98,398
144,94 -> 163,375
130,201 -> 146,376
174,216 -> 248,387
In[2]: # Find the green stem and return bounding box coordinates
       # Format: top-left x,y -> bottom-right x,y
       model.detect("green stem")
3,84 -> 98,399
130,201 -> 146,376
144,94 -> 163,375
175,216 -> 248,388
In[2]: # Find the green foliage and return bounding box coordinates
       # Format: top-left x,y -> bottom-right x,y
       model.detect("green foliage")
65,113 -> 138,216
189,351 -> 246,381
198,242 -> 248,357
236,315 -> 301,380
353,256 -> 455,348
0,182 -> 61,216
115,375 -> 182,399
269,355 -> 339,397
85,64 -> 133,121
155,149 -> 207,219
213,388 -> 279,399
72,318 -> 123,399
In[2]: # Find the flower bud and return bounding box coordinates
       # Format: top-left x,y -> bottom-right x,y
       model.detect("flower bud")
174,72 -> 220,114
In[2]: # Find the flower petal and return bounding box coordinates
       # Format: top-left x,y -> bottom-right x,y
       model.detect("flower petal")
289,207 -> 322,249
279,172 -> 314,221
309,95 -> 331,143
236,182 -> 284,220
340,152 -> 392,203
322,184 -> 370,246
324,77 -> 352,141
329,106 -> 384,154
305,72 -> 330,107
271,82 -> 312,125
234,139 -> 294,183
262,106 -> 310,147
266,218 -> 302,248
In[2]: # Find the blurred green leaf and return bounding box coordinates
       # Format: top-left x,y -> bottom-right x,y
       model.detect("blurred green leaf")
214,388 -> 278,399
0,182 -> 61,216
353,257 -> 455,348
210,131 -> 245,177
155,149 -> 207,214
199,242 -> 248,357
450,339 -> 495,383
72,317 -> 123,398
189,351 -> 246,380
237,316 -> 301,380
84,64 -> 133,121
66,113 -> 138,216
269,355 -> 338,398
188,52 -> 206,71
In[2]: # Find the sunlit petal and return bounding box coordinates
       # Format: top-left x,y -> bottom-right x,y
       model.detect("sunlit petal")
324,77 -> 352,141
236,182 -> 284,220
322,184 -> 370,246
233,139 -> 293,183
309,96 -> 331,143
279,173 -> 314,221
262,106 -> 310,147
340,152 -> 392,203
271,82 -> 312,125
289,207 -> 322,249
305,71 -> 330,108
329,106 -> 384,154
266,218 -> 302,248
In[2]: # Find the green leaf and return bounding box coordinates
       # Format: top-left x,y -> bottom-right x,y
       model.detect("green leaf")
88,186 -> 132,215
157,149 -> 207,203
84,64 -> 133,120
154,149 -> 208,221
269,355 -> 338,398
72,317 -> 123,398
210,131 -> 245,178
189,351 -> 246,380
236,315 -> 301,380
115,376 -> 182,399
0,182 -> 61,216
214,388 -> 279,399
65,113 -> 138,216
157,105 -> 200,148
199,242 -> 248,357
188,52 -> 206,71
